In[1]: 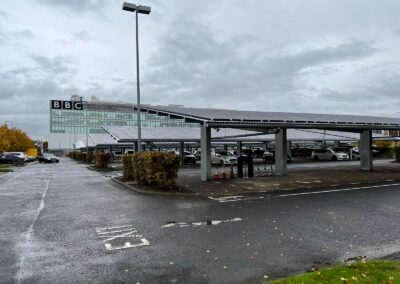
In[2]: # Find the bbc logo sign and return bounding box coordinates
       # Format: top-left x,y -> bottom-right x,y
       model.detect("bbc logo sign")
51,100 -> 83,110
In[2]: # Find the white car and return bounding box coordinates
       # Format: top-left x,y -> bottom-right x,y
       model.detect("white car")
211,151 -> 237,166
311,149 -> 349,161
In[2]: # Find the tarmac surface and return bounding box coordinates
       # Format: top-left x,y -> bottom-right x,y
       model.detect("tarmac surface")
176,159 -> 400,196
1,158 -> 400,283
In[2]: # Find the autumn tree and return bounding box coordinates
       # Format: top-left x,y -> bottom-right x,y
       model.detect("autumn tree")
0,124 -> 34,153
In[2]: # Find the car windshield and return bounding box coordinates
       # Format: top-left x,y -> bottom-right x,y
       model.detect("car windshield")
44,153 -> 55,157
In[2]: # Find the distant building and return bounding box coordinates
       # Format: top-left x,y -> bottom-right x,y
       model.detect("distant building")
48,96 -> 195,150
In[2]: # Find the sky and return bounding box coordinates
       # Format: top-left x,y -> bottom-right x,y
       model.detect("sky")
1,0 -> 400,139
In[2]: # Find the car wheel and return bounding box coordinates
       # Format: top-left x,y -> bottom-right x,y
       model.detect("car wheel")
220,160 -> 225,167
313,155 -> 318,160
192,160 -> 196,165
332,156 -> 337,161
56,160 -> 59,163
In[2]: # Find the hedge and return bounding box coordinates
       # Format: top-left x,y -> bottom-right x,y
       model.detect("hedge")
95,152 -> 111,169
122,151 -> 180,190
395,146 -> 400,162
86,152 -> 94,163
122,154 -> 134,181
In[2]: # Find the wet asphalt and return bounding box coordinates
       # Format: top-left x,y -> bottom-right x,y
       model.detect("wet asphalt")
1,158 -> 400,284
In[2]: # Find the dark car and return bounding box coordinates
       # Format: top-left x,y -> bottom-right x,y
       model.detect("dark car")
263,150 -> 292,163
183,151 -> 196,165
0,154 -> 25,164
38,153 -> 59,163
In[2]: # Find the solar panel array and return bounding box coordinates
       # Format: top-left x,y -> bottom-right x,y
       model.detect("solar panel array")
141,105 -> 400,128
88,133 -> 119,146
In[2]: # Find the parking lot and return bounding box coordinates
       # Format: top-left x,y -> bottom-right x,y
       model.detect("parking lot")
2,158 -> 400,283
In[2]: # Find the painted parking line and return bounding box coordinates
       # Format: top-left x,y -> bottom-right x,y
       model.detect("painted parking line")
161,218 -> 242,229
208,195 -> 265,203
96,225 -> 150,251
208,183 -> 400,202
274,183 -> 400,197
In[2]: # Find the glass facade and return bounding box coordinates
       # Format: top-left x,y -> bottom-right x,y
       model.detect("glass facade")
49,100 -> 196,134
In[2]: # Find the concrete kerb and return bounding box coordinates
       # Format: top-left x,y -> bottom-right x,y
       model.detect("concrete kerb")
110,177 -> 203,198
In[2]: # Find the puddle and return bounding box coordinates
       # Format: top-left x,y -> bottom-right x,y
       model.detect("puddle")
161,218 -> 242,229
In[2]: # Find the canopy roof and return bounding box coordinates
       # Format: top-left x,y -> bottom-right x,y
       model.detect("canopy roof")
138,105 -> 400,130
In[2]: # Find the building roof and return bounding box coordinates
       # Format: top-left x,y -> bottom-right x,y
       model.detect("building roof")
138,105 -> 400,130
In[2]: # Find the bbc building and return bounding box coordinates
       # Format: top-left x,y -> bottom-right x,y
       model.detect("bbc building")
48,95 -> 194,150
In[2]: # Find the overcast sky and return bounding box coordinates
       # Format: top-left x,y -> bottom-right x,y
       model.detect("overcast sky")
1,0 -> 400,139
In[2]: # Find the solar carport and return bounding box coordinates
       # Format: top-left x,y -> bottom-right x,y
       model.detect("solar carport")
136,105 -> 400,181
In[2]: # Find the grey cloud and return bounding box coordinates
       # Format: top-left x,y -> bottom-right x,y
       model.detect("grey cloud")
36,0 -> 108,14
0,10 -> 7,19
0,54 -> 77,137
0,27 -> 33,45
30,55 -> 75,79
73,30 -> 91,41
143,19 -> 377,110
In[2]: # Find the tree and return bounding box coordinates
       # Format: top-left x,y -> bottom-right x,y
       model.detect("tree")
43,141 -> 48,153
0,124 -> 34,153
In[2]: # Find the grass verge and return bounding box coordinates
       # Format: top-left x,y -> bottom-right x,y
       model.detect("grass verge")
0,164 -> 13,172
268,260 -> 400,284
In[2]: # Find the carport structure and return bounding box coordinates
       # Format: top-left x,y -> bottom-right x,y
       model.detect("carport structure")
137,105 -> 400,181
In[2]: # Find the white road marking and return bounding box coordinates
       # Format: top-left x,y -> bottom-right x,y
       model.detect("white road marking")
104,239 -> 150,251
209,195 -> 265,203
161,217 -> 242,229
1,173 -> 21,186
96,228 -> 136,235
16,166 -> 54,284
275,183 -> 400,197
96,225 -> 149,251
96,224 -> 133,232
209,183 -> 400,202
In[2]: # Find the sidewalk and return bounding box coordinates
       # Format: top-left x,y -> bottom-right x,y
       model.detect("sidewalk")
177,159 -> 400,197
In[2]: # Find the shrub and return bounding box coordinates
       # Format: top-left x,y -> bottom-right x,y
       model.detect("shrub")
122,154 -> 134,181
68,151 -> 80,159
395,146 -> 400,162
86,152 -> 94,163
77,152 -> 86,161
122,151 -> 180,190
95,152 -> 111,169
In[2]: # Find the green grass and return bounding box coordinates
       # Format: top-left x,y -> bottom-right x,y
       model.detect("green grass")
0,164 -> 13,172
268,260 -> 400,284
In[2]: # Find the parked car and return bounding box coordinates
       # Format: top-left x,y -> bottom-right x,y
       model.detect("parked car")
311,149 -> 349,161
7,152 -> 28,161
193,150 -> 201,160
38,153 -> 59,163
183,151 -> 196,165
333,147 -> 360,160
263,150 -> 292,163
0,154 -> 25,164
211,151 -> 237,166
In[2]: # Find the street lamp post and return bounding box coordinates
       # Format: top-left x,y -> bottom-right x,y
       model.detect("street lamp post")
122,2 -> 151,152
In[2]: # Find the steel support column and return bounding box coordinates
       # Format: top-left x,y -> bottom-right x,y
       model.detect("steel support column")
360,130 -> 373,171
275,128 -> 287,176
236,141 -> 242,157
179,141 -> 185,166
200,126 -> 211,181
